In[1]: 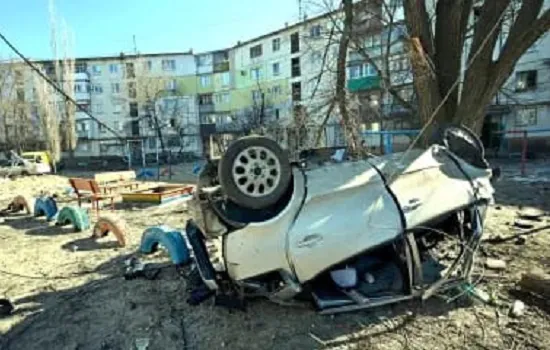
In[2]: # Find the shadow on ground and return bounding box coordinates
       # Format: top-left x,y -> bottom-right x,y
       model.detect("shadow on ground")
1,247 -> 477,350
61,237 -> 121,252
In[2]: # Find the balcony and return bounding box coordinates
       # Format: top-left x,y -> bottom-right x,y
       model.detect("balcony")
77,128 -> 92,139
347,76 -> 381,92
199,103 -> 214,114
213,61 -> 230,73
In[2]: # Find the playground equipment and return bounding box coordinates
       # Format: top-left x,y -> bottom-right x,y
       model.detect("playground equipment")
5,195 -> 35,214
121,185 -> 194,205
139,226 -> 190,265
34,196 -> 58,222
55,206 -> 91,232
492,128 -> 550,176
92,215 -> 128,247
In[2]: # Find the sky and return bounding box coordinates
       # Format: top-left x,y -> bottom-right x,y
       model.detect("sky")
0,0 -> 310,60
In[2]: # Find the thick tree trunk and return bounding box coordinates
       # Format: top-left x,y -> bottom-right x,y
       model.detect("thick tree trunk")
337,0 -> 360,153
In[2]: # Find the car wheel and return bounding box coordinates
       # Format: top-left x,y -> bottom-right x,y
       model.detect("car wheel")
218,136 -> 291,210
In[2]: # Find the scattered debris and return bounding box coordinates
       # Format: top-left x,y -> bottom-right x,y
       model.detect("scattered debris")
517,208 -> 545,221
513,219 -> 535,229
510,300 -> 525,318
485,258 -> 507,271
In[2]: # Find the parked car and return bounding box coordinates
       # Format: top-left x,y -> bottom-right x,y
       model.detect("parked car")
184,126 -> 498,314
0,151 -> 52,178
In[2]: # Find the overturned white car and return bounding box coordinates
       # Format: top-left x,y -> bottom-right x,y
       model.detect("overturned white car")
184,126 -> 498,314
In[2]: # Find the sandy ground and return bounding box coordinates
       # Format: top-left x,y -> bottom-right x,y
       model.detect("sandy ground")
0,161 -> 549,350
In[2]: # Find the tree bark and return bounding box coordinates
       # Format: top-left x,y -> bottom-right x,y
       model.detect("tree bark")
455,1 -> 550,133
338,0 -> 361,153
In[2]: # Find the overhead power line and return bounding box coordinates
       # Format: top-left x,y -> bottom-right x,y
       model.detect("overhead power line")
0,30 -> 124,140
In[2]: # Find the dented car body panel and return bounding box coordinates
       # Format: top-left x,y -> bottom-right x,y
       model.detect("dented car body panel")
186,135 -> 496,313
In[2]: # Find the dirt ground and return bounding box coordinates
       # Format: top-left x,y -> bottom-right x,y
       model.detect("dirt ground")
1,161 -> 549,350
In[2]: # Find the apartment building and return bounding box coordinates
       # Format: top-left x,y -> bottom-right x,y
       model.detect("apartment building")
6,0 -> 547,158
484,26 -> 550,153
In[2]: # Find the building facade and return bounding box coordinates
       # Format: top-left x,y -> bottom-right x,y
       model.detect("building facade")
3,0 -> 548,159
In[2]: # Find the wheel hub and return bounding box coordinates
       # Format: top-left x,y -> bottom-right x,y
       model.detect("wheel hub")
232,146 -> 282,198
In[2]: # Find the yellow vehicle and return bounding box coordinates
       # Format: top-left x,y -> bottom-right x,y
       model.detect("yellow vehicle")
20,151 -> 53,174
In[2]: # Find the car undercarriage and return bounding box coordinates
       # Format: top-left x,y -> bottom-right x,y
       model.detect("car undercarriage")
182,126 -> 498,314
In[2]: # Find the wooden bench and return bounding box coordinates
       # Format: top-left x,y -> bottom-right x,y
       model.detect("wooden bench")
69,178 -> 115,215
94,171 -> 140,194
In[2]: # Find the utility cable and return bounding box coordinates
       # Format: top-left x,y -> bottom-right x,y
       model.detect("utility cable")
0,30 -> 125,140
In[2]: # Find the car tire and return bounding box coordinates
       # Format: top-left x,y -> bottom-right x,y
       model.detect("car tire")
218,136 -> 291,210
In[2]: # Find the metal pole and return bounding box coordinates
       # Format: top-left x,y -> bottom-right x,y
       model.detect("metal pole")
127,141 -> 132,170
156,137 -> 160,182
141,140 -> 145,167
520,130 -> 527,176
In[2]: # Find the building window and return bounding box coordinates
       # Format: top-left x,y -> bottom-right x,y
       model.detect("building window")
128,82 -> 136,98
162,59 -> 176,71
166,79 -> 178,90
79,121 -> 89,131
349,65 -> 362,79
75,63 -> 87,73
364,63 -> 377,76
92,84 -> 103,94
92,65 -> 102,75
200,75 -> 211,87
197,55 -> 211,67
167,135 -> 181,147
214,92 -> 231,104
290,32 -> 300,53
310,51 -> 322,64
515,107 -> 538,127
250,67 -> 262,80
221,72 -> 231,86
145,60 -> 153,71
77,142 -> 89,152
93,103 -> 103,114
74,84 -> 83,93
252,90 -> 262,101
114,121 -> 122,131
250,44 -> 263,58
129,102 -> 139,117
516,70 -> 537,91
291,82 -> 301,101
111,83 -> 120,94
199,94 -> 213,105
271,85 -> 282,95
113,104 -> 122,114
126,63 -> 135,78
148,137 -> 157,149
389,0 -> 403,7
109,64 -> 119,74
214,92 -> 230,104
272,38 -> 281,52
310,25 -> 322,38
291,57 -> 301,77
275,108 -> 280,120
272,62 -> 280,76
